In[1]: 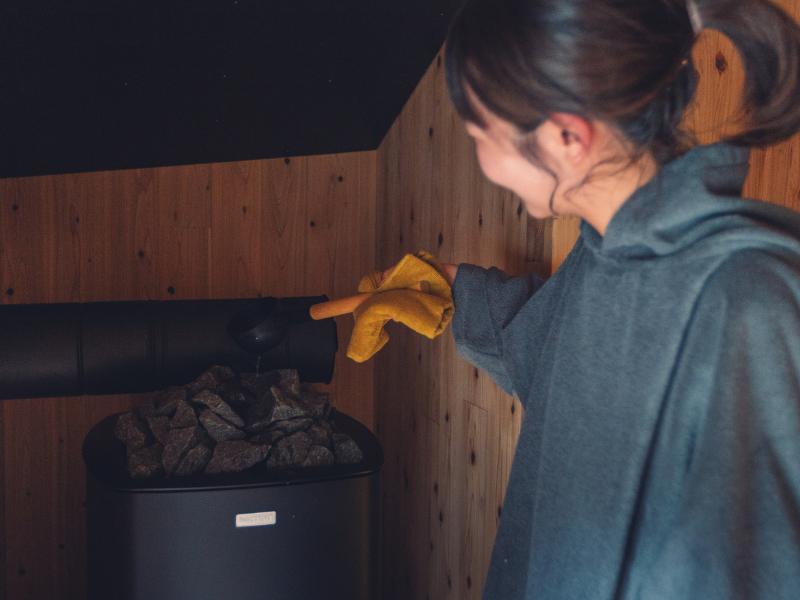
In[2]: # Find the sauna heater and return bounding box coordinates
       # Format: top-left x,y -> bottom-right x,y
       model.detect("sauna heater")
83,410 -> 383,600
0,296 -> 381,599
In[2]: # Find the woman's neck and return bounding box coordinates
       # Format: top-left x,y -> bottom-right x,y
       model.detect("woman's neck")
566,152 -> 659,236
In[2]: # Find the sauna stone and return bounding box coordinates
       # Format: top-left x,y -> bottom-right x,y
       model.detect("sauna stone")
308,422 -> 334,447
115,367 -> 363,478
199,408 -> 246,442
185,365 -> 237,396
169,398 -> 198,429
153,386 -> 186,417
267,431 -> 313,469
297,383 -> 332,419
334,433 -> 364,465
240,370 -> 281,397
191,389 -> 245,427
268,385 -> 307,422
114,412 -> 153,453
162,426 -> 206,476
206,440 -> 270,474
270,417 -> 314,435
304,445 -> 335,467
146,415 -> 171,445
174,443 -> 213,477
127,443 -> 164,480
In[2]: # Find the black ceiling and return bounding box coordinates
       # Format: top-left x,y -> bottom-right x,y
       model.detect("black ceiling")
0,0 -> 462,179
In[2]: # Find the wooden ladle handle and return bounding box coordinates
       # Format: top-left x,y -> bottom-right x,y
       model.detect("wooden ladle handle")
309,281 -> 431,320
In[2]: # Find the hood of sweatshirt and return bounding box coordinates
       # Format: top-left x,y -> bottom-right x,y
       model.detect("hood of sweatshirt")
581,143 -> 800,259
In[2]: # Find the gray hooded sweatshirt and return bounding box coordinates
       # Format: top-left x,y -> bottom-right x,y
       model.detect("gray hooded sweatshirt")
451,143 -> 800,600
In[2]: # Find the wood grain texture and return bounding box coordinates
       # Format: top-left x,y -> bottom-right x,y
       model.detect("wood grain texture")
0,151 -> 376,599
209,161 -> 263,299
156,163 -> 212,300
551,215 -> 582,273
262,157 -> 311,298
1,394 -> 144,600
302,152 -> 377,429
1,176 -> 59,304
375,50 -> 531,599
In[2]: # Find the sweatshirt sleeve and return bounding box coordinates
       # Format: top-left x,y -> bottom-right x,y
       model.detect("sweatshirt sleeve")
451,263 -> 545,395
637,250 -> 800,599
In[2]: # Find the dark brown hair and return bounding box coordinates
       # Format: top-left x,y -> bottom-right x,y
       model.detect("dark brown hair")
446,0 -> 800,165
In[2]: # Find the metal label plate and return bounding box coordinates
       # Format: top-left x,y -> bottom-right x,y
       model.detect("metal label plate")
235,511 -> 277,528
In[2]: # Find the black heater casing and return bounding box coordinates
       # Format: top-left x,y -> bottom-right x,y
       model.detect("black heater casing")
84,412 -> 383,600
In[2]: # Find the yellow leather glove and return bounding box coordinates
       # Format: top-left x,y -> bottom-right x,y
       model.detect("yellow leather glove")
347,251 -> 455,362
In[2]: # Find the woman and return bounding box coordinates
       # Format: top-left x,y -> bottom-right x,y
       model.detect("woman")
434,0 -> 800,597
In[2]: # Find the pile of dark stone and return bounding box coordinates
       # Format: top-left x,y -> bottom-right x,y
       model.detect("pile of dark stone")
114,366 -> 363,480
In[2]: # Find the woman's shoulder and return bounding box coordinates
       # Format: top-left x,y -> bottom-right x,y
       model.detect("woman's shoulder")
699,247 -> 800,321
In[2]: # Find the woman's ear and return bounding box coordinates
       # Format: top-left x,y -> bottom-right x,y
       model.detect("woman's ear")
546,113 -> 594,164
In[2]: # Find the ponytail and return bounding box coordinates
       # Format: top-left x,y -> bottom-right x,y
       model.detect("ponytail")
699,0 -> 800,146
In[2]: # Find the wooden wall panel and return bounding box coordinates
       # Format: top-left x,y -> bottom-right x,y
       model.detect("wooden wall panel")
3,398 -> 60,600
551,215 -> 582,273
0,151 -> 376,600
262,157 -> 310,298
209,161 -> 263,298
2,395 -> 144,600
302,152 -> 377,425
376,50 -> 532,600
1,177 -> 59,304
156,163 -> 212,300
80,171 -> 153,302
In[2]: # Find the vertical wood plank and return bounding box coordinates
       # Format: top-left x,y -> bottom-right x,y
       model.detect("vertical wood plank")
73,169 -> 159,303
302,154 -> 374,423
4,398 -> 60,599
551,215 -> 582,273
4,394 -> 144,600
50,175 -> 84,303
79,171 -> 141,302
155,163 -> 212,300
744,139 -> 800,210
131,170 -> 159,301
460,401 -> 496,599
261,156 -> 310,298
209,161 -> 262,299
0,177 -> 58,304
376,47 -> 526,600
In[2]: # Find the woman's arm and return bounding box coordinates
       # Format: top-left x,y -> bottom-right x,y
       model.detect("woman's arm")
643,250 -> 800,598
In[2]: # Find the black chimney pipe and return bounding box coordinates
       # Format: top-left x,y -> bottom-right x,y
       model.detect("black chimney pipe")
0,296 -> 337,400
